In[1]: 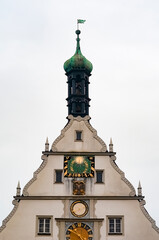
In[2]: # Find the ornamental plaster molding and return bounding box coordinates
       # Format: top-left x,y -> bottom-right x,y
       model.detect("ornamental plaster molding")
23,155 -> 48,196
110,157 -> 136,196
0,200 -> 19,232
84,118 -> 107,152
52,115 -> 75,152
51,115 -> 107,152
139,200 -> 159,233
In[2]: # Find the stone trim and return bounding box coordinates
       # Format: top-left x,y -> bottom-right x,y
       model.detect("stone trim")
0,200 -> 19,232
139,200 -> 159,233
42,151 -> 116,156
55,218 -> 104,222
110,157 -> 136,196
51,115 -> 107,152
23,155 -> 48,196
14,196 -> 143,201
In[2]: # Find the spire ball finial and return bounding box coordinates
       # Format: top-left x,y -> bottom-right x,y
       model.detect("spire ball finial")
76,30 -> 81,35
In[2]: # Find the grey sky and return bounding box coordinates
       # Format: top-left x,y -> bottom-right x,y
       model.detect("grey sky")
0,0 -> 159,226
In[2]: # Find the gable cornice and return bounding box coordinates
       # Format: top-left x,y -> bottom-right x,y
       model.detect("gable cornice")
139,200 -> 159,233
22,155 -> 48,196
110,156 -> 136,196
0,200 -> 19,232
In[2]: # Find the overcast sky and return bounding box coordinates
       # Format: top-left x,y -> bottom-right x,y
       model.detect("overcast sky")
0,0 -> 159,227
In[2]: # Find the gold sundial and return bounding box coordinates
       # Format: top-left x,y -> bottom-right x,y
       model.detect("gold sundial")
66,223 -> 93,240
64,156 -> 95,178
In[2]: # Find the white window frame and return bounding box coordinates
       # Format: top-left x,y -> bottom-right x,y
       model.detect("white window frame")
107,216 -> 124,235
36,216 -> 52,236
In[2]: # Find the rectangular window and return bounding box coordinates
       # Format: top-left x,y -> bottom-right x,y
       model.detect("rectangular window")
55,170 -> 63,183
108,217 -> 123,235
96,170 -> 103,183
38,217 -> 51,235
76,131 -> 82,141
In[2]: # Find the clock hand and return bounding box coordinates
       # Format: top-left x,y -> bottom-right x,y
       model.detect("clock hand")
68,229 -> 83,240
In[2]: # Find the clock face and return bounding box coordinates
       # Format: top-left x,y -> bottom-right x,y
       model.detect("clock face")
70,200 -> 88,217
64,156 -> 95,178
66,222 -> 93,240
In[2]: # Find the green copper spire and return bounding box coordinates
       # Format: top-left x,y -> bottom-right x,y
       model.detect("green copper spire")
64,30 -> 93,74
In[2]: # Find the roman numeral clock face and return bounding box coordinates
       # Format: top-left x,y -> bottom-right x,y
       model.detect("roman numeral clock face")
64,156 -> 95,178
66,223 -> 93,240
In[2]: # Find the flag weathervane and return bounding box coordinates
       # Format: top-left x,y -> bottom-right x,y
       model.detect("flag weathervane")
77,19 -> 86,30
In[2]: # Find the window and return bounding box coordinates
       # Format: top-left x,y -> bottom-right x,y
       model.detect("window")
108,217 -> 123,235
76,131 -> 82,141
55,170 -> 63,183
96,170 -> 103,183
38,217 -> 51,235
76,103 -> 82,112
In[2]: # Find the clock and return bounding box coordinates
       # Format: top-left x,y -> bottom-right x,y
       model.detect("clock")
66,222 -> 93,240
70,200 -> 88,217
64,156 -> 95,178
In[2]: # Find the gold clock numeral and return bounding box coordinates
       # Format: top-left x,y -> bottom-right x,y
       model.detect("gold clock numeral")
91,167 -> 95,171
78,222 -> 81,227
72,224 -> 76,229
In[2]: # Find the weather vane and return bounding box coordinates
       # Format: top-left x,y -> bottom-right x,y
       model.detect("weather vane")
77,19 -> 86,30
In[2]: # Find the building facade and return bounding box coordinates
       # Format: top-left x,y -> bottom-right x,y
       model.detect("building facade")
0,29 -> 159,240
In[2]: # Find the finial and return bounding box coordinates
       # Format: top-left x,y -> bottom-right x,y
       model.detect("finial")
109,138 -> 113,152
16,181 -> 21,196
137,181 -> 142,196
75,19 -> 86,55
75,29 -> 81,55
45,137 -> 49,151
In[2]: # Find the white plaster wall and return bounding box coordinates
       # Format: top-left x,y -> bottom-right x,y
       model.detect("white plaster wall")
1,199 -> 158,240
91,156 -> 132,196
53,120 -> 104,152
95,200 -> 159,240
0,200 -> 63,240
27,155 -> 132,196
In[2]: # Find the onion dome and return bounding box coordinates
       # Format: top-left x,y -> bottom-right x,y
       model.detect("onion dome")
64,30 -> 93,74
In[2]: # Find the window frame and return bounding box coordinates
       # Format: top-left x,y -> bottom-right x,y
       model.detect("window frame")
36,216 -> 52,236
95,170 -> 104,183
107,216 -> 124,235
75,130 -> 83,142
54,169 -> 63,183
